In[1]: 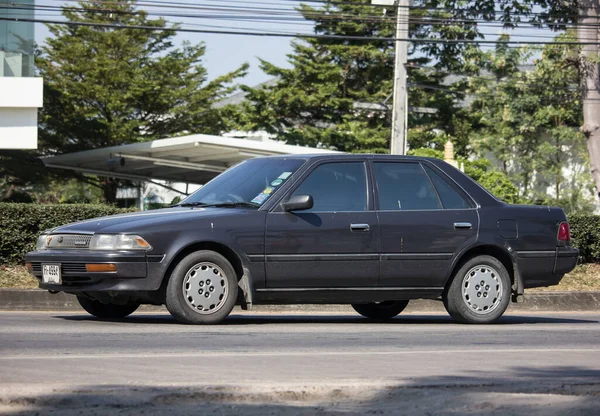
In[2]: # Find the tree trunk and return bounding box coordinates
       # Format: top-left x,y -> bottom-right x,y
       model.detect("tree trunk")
100,177 -> 119,204
579,0 -> 600,199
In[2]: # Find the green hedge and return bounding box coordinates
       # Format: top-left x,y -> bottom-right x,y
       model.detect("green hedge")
0,203 -> 137,264
569,215 -> 600,264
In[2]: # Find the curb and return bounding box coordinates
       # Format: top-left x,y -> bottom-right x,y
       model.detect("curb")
1,289 -> 599,312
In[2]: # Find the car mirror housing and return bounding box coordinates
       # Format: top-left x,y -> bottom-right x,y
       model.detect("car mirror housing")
281,195 -> 314,212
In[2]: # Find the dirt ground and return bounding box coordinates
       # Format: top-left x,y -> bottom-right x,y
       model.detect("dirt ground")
1,382 -> 599,415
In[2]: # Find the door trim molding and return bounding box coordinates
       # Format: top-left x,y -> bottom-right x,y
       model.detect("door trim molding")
380,253 -> 453,261
265,253 -> 453,262
266,253 -> 379,262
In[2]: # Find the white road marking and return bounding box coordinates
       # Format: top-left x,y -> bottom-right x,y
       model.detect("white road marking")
0,348 -> 598,361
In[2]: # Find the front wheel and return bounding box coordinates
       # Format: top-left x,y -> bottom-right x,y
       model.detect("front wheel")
351,300 -> 409,320
443,255 -> 511,324
165,250 -> 238,324
76,296 -> 139,319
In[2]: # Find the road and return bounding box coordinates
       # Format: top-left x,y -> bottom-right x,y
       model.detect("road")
0,310 -> 599,415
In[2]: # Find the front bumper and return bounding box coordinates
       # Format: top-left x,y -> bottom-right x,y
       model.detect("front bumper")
24,250 -> 166,292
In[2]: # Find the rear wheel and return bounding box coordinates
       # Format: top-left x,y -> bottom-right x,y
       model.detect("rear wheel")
443,255 -> 511,324
351,300 -> 409,320
76,296 -> 139,319
165,250 -> 238,324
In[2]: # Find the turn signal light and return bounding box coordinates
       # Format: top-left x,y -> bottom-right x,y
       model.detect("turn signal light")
557,222 -> 571,242
134,237 -> 151,249
85,264 -> 117,273
25,262 -> 33,273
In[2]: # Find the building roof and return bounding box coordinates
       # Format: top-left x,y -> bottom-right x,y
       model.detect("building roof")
43,134 -> 339,184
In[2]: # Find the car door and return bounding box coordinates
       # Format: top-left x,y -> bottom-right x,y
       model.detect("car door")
372,160 -> 479,288
264,160 -> 379,288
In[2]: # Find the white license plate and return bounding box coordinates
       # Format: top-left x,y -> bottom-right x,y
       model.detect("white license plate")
42,264 -> 61,284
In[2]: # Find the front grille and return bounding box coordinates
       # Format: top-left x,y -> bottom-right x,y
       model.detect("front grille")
62,263 -> 88,273
45,234 -> 92,249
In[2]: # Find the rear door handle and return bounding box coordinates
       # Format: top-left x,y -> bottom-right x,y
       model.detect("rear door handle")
350,223 -> 370,232
454,222 -> 472,230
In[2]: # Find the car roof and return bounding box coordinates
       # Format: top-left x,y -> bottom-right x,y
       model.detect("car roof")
262,153 -> 438,162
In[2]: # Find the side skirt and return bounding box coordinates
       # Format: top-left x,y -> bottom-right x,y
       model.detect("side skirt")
253,287 -> 444,304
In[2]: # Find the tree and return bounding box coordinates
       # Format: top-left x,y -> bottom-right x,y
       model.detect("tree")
237,0 -> 484,154
468,33 -> 594,212
35,0 -> 247,202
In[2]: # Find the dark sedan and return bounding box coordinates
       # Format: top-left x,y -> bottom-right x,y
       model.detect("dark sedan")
25,154 -> 579,324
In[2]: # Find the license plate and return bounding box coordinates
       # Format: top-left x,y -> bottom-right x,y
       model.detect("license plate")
42,264 -> 61,284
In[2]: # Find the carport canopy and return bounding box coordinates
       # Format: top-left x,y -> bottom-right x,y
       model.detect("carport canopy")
43,134 -> 339,185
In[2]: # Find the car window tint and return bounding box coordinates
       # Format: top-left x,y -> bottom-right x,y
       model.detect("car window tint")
424,165 -> 471,209
373,162 -> 441,211
291,162 -> 367,212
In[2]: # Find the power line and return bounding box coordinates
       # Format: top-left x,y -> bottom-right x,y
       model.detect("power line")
4,15 -> 600,46
7,2 -> 600,31
6,6 -> 587,40
57,0 -> 600,21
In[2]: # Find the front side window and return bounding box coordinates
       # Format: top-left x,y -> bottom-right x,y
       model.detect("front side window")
181,158 -> 306,207
373,162 -> 441,211
291,162 -> 367,212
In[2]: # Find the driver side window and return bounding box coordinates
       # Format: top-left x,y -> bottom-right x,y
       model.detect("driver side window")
291,162 -> 367,212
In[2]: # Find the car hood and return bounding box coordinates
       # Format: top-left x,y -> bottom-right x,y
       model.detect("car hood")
49,207 -> 255,234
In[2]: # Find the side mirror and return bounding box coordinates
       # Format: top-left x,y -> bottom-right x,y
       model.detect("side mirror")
281,195 -> 313,212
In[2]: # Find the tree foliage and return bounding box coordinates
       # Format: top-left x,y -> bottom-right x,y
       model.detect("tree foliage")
237,0 -> 490,153
469,33 -> 594,212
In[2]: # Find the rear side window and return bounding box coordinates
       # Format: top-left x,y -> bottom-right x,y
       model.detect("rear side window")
373,162 -> 441,211
424,165 -> 472,209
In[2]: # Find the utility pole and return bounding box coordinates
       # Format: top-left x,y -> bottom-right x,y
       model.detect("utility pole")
578,0 -> 600,199
373,0 -> 409,155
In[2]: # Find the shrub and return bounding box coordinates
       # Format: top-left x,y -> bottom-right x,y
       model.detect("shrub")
568,215 -> 600,264
0,203 -> 137,264
477,171 -> 522,204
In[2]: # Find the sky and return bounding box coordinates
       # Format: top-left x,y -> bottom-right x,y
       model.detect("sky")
34,0 -> 301,87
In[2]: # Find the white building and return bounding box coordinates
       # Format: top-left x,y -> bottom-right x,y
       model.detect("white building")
0,0 -> 43,150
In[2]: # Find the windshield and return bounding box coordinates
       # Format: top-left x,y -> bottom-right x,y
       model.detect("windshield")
180,158 -> 306,207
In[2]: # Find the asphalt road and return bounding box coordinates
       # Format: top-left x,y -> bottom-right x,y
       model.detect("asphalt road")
1,310 -> 599,415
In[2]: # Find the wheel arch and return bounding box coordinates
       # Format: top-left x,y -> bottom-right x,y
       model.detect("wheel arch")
444,244 -> 516,294
159,241 -> 247,296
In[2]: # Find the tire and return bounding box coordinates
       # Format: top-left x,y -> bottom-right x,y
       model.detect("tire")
76,296 -> 139,319
443,255 -> 511,324
165,250 -> 238,324
351,300 -> 409,320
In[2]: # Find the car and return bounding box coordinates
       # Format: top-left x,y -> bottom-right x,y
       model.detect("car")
25,154 -> 579,324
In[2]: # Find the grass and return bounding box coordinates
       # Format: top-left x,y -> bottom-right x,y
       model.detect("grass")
0,265 -> 38,289
534,263 -> 600,291
0,263 -> 598,291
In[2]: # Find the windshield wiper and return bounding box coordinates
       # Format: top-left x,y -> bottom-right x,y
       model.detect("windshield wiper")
173,201 -> 260,209
175,201 -> 210,208
203,202 -> 260,209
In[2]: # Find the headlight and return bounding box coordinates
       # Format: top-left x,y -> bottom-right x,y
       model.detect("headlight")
89,234 -> 152,251
36,235 -> 48,251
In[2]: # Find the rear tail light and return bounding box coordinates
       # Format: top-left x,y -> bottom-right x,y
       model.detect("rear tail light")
557,222 -> 571,242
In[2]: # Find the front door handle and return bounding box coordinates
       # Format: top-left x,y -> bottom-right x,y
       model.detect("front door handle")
350,223 -> 370,232
454,222 -> 472,230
